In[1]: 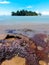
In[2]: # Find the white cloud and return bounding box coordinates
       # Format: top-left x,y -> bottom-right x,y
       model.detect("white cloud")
26,5 -> 32,8
0,11 -> 11,16
35,10 -> 49,15
35,10 -> 39,13
41,11 -> 49,15
0,1 -> 10,4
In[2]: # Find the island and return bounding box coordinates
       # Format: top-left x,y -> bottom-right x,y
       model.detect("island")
11,10 -> 41,16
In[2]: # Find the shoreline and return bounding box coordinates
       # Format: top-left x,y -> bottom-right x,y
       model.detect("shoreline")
0,23 -> 49,30
0,24 -> 49,38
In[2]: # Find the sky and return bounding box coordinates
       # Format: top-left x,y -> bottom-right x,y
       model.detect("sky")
0,0 -> 49,15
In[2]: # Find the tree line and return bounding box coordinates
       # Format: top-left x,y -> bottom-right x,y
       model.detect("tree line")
11,10 -> 41,16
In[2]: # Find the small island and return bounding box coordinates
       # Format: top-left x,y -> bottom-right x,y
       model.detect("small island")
11,10 -> 41,16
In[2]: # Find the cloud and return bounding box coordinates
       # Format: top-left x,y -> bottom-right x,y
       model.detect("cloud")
35,10 -> 49,15
35,10 -> 39,13
0,11 -> 11,15
41,11 -> 49,15
0,1 -> 10,4
26,5 -> 32,8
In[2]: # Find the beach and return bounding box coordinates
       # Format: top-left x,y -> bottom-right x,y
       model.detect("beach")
0,0 -> 49,64
0,24 -> 49,33
0,23 -> 49,39
0,23 -> 49,65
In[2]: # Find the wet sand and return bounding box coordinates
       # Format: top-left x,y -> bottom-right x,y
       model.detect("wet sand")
0,24 -> 49,35
0,24 -> 49,39
0,24 -> 49,31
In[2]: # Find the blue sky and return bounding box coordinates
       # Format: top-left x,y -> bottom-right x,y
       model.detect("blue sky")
0,0 -> 49,15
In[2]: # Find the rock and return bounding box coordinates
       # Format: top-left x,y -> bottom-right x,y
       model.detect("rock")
39,60 -> 47,65
32,34 -> 47,47
37,46 -> 44,51
36,50 -> 48,60
48,63 -> 49,65
0,33 -> 49,65
48,53 -> 49,58
0,34 -> 7,40
1,56 -> 26,65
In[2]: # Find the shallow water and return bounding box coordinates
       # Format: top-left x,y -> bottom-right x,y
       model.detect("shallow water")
0,16 -> 49,35
0,16 -> 49,25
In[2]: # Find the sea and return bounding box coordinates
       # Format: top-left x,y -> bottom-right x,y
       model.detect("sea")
0,16 -> 49,25
0,16 -> 49,36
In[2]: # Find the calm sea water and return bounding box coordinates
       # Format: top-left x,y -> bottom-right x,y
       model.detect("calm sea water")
0,16 -> 49,25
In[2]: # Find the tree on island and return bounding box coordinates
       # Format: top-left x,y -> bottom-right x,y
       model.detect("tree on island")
11,10 -> 41,16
